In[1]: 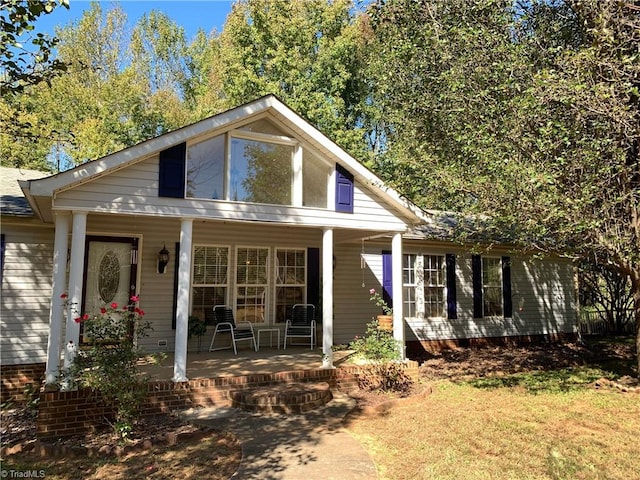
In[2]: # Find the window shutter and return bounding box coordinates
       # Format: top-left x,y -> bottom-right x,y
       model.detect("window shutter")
0,234 -> 5,284
382,250 -> 393,309
502,256 -> 512,318
335,164 -> 354,213
159,143 -> 186,198
307,248 -> 320,311
472,254 -> 483,318
445,254 -> 457,320
171,241 -> 180,330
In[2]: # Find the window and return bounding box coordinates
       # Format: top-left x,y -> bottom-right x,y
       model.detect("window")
302,150 -> 329,207
183,119 -> 335,209
482,257 -> 503,317
230,138 -> 293,204
236,247 -> 269,323
403,254 -> 446,318
424,255 -> 446,317
186,135 -> 225,199
191,246 -> 229,325
275,249 -> 306,323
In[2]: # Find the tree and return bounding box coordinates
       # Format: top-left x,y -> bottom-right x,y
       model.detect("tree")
214,0 -> 371,162
366,0 -> 640,374
1,0 -> 69,94
3,2 -> 192,169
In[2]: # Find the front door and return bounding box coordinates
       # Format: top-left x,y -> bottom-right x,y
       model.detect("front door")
82,237 -> 138,340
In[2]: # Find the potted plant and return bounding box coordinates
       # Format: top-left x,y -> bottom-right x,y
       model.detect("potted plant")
188,315 -> 207,353
369,288 -> 393,331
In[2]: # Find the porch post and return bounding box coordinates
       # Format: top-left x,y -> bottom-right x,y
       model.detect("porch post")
44,212 -> 70,385
173,218 -> 193,382
63,211 -> 87,371
322,227 -> 334,368
392,232 -> 405,360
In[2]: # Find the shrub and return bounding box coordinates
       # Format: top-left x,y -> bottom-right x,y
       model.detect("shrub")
351,318 -> 402,363
61,296 -> 151,439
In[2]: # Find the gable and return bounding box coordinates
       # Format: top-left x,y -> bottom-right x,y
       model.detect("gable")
23,95 -> 424,226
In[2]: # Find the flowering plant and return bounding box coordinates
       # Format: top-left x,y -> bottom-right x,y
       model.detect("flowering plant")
369,288 -> 392,315
60,294 -> 151,439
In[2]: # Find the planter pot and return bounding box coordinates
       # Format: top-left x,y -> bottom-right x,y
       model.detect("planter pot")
376,315 -> 393,331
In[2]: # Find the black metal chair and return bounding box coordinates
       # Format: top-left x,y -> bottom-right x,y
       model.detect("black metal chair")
208,305 -> 257,354
284,304 -> 316,349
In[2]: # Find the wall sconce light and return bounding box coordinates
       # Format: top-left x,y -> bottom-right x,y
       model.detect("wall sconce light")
158,244 -> 170,274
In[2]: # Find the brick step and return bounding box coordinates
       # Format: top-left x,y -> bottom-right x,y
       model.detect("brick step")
229,382 -> 333,414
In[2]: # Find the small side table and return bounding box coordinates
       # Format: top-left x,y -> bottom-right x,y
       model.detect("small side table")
257,328 -> 280,350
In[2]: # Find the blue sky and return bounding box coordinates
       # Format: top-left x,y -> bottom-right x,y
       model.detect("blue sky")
36,0 -> 235,40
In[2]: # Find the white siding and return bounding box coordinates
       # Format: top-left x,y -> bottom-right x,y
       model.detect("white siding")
54,157 -> 408,232
1,224 -> 55,365
82,215 -> 327,353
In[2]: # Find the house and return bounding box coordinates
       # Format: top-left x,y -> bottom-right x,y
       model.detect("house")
1,96 -> 577,399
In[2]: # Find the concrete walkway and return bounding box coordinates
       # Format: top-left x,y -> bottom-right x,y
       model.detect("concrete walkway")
180,392 -> 377,480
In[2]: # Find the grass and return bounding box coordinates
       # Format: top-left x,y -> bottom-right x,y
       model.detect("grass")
346,365 -> 640,480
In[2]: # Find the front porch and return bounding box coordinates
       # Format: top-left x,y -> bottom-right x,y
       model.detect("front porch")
137,346 -> 355,381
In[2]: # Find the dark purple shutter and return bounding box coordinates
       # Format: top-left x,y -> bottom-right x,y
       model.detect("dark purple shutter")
0,234 -> 5,285
502,256 -> 512,318
335,164 -> 354,213
171,241 -> 180,330
382,250 -> 393,309
307,248 -> 320,312
472,254 -> 483,318
159,143 -> 186,198
445,254 -> 457,319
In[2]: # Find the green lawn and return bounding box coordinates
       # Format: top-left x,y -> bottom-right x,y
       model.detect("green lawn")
346,367 -> 640,480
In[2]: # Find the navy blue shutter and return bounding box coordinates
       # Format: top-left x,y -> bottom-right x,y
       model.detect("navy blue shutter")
382,250 -> 393,310
307,248 -> 320,311
171,241 -> 180,329
0,234 -> 5,285
472,254 -> 483,318
335,164 -> 354,213
502,256 -> 512,318
445,254 -> 457,320
159,143 -> 186,198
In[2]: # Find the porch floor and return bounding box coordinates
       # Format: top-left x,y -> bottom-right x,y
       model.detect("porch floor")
137,346 -> 355,381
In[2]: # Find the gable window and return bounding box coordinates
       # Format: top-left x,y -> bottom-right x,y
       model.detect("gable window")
275,249 -> 306,323
230,138 -> 293,204
303,150 -> 329,208
191,246 -> 229,325
186,135 -> 225,199
403,254 -> 447,318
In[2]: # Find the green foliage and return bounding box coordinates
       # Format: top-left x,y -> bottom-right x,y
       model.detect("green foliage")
351,318 -> 401,363
216,0 -> 371,162
0,0 -> 69,94
467,367 -> 613,394
62,296 -> 152,438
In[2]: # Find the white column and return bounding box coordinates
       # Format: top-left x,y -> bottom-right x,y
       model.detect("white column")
44,213 -> 70,385
173,218 -> 193,382
392,232 -> 405,360
63,212 -> 87,370
322,227 -> 334,368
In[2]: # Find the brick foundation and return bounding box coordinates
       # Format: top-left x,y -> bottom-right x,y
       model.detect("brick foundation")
37,361 -> 419,439
406,332 -> 579,357
1,363 -> 46,404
